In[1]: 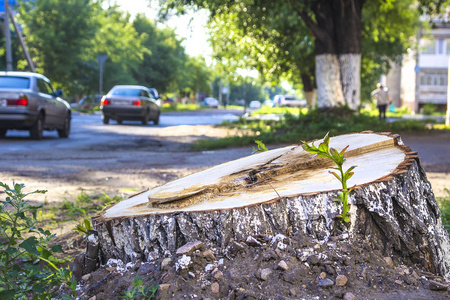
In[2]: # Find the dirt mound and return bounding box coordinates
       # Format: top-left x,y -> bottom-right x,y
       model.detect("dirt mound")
70,232 -> 449,299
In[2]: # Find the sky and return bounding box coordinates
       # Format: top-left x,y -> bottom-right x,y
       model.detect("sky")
113,0 -> 212,59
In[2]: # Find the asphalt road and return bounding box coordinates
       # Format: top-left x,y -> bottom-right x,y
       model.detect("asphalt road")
0,110 -> 448,207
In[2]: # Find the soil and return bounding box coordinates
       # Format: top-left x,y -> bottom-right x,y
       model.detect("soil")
1,125 -> 449,299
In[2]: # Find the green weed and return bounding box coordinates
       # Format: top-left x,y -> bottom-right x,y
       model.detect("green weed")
437,188 -> 450,234
302,133 -> 354,223
0,182 -> 76,299
121,276 -> 158,299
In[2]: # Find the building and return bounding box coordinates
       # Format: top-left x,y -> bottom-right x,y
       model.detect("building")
387,22 -> 450,113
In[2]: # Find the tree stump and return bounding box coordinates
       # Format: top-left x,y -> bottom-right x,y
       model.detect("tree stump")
92,132 -> 450,279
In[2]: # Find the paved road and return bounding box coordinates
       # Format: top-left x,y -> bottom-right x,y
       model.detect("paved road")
0,111 -> 448,205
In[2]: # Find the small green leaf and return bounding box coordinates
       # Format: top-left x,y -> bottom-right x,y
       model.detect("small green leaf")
329,171 -> 341,181
20,237 -> 41,255
0,290 -> 16,300
339,145 -> 349,156
52,244 -> 64,253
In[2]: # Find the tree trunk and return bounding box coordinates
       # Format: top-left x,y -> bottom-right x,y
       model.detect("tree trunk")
300,0 -> 364,109
93,132 -> 450,280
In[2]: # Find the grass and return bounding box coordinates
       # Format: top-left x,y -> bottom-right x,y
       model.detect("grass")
437,189 -> 450,234
192,106 -> 441,151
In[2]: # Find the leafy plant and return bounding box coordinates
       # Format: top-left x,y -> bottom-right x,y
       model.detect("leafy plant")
121,276 -> 158,299
252,139 -> 269,153
74,218 -> 94,236
0,182 -> 76,299
301,133 -> 355,223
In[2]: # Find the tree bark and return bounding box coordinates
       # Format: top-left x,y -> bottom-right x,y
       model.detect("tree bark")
93,132 -> 450,280
299,0 -> 364,109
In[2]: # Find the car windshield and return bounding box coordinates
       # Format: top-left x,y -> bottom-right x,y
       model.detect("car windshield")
111,88 -> 141,96
285,96 -> 296,100
0,76 -> 30,89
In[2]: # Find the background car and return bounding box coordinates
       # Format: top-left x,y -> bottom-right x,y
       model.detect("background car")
249,100 -> 261,109
101,85 -> 161,125
199,97 -> 219,108
273,95 -> 307,107
0,71 -> 71,139
74,94 -> 102,110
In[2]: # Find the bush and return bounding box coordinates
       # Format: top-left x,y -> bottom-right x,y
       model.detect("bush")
0,182 -> 76,299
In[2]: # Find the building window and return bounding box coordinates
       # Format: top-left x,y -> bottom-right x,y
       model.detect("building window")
446,39 -> 450,55
420,39 -> 436,54
437,39 -> 444,54
420,69 -> 448,86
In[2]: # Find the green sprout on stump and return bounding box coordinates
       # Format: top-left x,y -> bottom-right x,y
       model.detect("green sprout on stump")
302,133 -> 355,223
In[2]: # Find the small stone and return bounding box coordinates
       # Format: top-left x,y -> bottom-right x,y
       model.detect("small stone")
213,270 -> 224,280
394,280 -> 403,286
428,280 -> 448,291
81,274 -> 91,281
205,264 -> 215,272
277,260 -> 289,271
202,249 -> 215,261
211,282 -> 220,294
275,248 -> 282,256
319,272 -> 327,279
289,288 -> 296,296
318,278 -> 334,288
343,292 -> 356,300
161,258 -> 173,270
159,284 -> 170,291
137,262 -> 154,275
218,258 -> 224,265
106,267 -> 116,272
176,241 -> 203,256
384,257 -> 394,267
307,255 -> 320,266
227,241 -> 245,256
259,268 -> 273,281
246,236 -> 263,247
188,272 -> 195,278
335,275 -> 348,286
87,296 -> 96,300
148,251 -> 159,262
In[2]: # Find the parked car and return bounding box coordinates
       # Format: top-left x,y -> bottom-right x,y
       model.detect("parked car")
0,71 -> 71,139
75,94 -> 102,110
273,95 -> 307,107
249,100 -> 262,109
200,97 -> 219,108
101,85 -> 161,125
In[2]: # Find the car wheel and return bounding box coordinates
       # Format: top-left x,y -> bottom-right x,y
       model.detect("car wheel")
102,116 -> 110,124
30,113 -> 44,140
117,119 -> 123,125
0,129 -> 7,138
153,112 -> 160,125
57,113 -> 71,138
142,112 -> 149,125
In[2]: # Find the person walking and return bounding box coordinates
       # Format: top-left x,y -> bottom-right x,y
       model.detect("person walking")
371,83 -> 390,120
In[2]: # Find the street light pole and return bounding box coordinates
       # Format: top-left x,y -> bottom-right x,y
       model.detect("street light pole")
3,1 -> 13,71
97,54 -> 108,95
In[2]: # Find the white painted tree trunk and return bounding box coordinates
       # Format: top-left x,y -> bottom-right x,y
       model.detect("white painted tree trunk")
339,53 -> 361,110
316,54 -> 346,108
304,89 -> 317,107
315,54 -> 361,110
93,132 -> 450,280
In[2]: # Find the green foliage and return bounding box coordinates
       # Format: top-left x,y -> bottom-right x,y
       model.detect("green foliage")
437,189 -> 450,234
252,140 -> 269,153
193,106 -> 434,150
0,182 -> 76,299
121,277 -> 158,299
73,219 -> 94,236
421,103 -> 438,115
59,192 -> 123,220
301,133 -> 354,223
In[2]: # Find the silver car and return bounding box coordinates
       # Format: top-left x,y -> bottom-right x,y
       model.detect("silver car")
101,85 -> 161,125
0,72 -> 71,139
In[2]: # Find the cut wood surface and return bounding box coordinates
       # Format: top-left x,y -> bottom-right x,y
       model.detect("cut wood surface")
93,132 -> 450,280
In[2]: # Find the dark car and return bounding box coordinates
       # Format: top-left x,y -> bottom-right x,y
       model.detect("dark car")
0,71 -> 71,139
101,85 -> 161,125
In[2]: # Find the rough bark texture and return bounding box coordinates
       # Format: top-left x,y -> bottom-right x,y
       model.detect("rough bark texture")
93,133 -> 450,280
339,53 -> 361,109
315,54 -> 346,107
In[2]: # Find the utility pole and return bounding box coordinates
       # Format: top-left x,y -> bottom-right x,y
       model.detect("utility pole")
97,54 -> 108,95
3,1 -> 13,71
